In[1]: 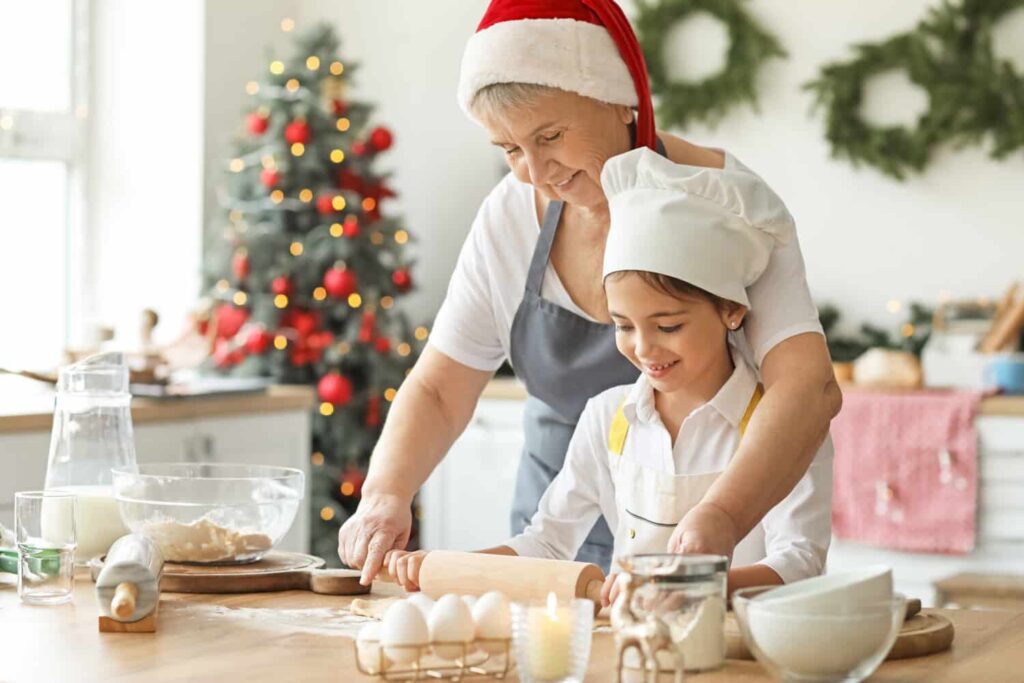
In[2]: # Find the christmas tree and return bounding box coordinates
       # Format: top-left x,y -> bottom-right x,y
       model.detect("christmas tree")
202,22 -> 425,563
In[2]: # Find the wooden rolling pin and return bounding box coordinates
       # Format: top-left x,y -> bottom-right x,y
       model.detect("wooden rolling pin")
380,550 -> 605,606
95,534 -> 164,624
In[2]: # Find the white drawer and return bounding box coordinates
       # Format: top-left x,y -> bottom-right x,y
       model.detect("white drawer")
981,482 -> 1024,509
980,453 -> 1024,482
977,416 -> 1024,452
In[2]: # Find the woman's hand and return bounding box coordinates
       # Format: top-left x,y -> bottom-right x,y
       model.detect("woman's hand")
666,501 -> 739,559
383,549 -> 431,592
338,492 -> 412,586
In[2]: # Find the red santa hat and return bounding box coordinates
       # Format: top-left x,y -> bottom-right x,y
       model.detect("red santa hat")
458,0 -> 656,150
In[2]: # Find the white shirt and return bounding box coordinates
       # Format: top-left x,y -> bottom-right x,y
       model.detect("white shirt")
505,351 -> 834,584
428,151 -> 823,373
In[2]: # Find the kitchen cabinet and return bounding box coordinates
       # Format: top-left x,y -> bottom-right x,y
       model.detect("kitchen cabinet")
420,395 -> 525,551
0,387 -> 313,553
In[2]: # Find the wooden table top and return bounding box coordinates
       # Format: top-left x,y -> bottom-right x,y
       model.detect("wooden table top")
2,572 -> 1023,682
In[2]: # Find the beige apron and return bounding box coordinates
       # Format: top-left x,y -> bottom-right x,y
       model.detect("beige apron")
607,383 -> 767,564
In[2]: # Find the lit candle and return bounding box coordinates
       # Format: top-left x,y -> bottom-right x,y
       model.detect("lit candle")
527,592 -> 572,680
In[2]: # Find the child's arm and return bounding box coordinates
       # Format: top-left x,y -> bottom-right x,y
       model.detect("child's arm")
727,564 -> 783,596
384,398 -> 616,591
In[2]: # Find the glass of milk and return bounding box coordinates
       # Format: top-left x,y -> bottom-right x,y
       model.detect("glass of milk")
44,352 -> 136,562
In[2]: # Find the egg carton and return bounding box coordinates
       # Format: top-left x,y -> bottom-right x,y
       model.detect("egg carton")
353,637 -> 513,680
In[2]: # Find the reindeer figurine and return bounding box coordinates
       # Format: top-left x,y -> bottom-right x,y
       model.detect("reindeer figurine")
612,572 -> 686,683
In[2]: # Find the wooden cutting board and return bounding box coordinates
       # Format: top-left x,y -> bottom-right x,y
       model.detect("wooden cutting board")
725,608 -> 954,661
89,551 -> 369,596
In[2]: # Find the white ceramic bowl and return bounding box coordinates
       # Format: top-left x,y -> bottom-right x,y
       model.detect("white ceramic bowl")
734,587 -> 906,682
751,565 -> 892,614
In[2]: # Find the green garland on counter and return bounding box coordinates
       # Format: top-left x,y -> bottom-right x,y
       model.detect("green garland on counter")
634,0 -> 786,129
805,0 -> 1024,179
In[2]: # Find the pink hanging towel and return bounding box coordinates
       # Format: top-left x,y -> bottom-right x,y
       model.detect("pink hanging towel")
831,388 -> 987,555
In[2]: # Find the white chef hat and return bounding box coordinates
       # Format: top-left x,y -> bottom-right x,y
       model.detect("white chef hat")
601,147 -> 795,308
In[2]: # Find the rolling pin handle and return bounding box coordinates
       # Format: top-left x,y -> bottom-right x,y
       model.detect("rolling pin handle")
112,582 -> 139,620
584,578 -> 604,612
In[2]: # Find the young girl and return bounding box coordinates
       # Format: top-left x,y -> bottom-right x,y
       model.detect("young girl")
386,147 -> 832,604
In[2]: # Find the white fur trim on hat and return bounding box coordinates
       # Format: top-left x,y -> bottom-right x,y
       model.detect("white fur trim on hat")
601,148 -> 795,308
458,18 -> 638,117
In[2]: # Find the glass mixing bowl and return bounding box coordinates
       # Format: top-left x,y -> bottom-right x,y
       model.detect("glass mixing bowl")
112,463 -> 304,564
732,586 -> 905,683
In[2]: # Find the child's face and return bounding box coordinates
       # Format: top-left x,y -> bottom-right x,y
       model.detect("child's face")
606,273 -> 744,393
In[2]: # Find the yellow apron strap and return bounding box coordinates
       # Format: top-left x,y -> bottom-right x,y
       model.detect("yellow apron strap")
738,383 -> 764,438
608,400 -> 630,455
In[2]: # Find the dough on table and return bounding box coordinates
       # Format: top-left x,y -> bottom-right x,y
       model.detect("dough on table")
349,597 -> 401,620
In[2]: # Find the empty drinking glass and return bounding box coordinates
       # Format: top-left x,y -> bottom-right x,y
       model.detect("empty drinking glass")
15,490 -> 77,605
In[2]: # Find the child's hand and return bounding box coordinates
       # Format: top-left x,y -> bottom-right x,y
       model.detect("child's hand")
383,549 -> 430,592
600,572 -> 625,609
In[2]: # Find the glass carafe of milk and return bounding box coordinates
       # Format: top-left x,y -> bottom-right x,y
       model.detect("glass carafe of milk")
44,352 -> 135,560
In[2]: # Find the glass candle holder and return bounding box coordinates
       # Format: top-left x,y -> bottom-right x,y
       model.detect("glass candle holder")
511,594 -> 593,683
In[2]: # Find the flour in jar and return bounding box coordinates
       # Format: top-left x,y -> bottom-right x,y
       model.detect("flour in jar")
143,518 -> 273,563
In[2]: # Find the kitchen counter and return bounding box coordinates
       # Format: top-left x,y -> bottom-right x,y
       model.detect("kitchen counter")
2,572 -> 1022,682
481,377 -> 1024,415
0,381 -> 315,434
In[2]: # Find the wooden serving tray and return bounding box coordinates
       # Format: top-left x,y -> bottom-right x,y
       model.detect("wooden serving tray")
725,608 -> 955,661
89,551 -> 370,596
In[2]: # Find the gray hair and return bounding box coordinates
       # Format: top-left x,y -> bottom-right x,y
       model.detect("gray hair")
469,82 -> 558,119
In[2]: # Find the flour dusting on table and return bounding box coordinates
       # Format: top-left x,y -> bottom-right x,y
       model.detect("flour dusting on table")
164,601 -> 373,637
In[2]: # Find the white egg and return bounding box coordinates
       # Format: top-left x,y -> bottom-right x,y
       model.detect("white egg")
406,592 -> 435,619
356,622 -> 388,671
472,591 -> 511,654
461,594 -> 478,610
381,600 -> 429,664
428,594 -> 476,660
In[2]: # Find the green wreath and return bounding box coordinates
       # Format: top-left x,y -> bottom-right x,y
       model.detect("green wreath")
804,33 -> 948,180
634,0 -> 786,129
805,0 -> 1024,179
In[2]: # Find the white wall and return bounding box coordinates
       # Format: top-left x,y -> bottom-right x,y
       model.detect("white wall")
299,0 -> 1024,333
89,1 -> 206,346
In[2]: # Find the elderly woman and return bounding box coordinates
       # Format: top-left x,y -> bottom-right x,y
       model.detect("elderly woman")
339,0 -> 840,582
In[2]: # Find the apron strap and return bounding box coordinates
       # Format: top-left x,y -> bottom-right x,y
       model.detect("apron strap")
738,383 -> 764,437
525,199 -> 564,295
608,382 -> 764,454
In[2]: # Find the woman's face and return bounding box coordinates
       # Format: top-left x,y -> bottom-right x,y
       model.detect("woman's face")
478,89 -> 633,210
606,273 -> 744,394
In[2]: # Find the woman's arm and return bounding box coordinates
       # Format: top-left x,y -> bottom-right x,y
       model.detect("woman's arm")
338,345 -> 494,584
671,333 -> 841,556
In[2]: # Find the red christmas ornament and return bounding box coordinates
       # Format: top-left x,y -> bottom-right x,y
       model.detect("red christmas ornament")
351,140 -> 368,157
374,337 -> 391,355
318,372 -> 353,406
289,309 -> 320,337
232,252 -> 250,280
271,276 -> 293,296
330,99 -> 348,116
317,193 -> 340,215
244,328 -> 273,354
284,119 -> 311,145
306,331 -> 334,363
290,344 -> 312,366
323,267 -> 357,299
343,217 -> 360,239
392,268 -> 413,292
214,304 -> 249,339
359,310 -> 377,341
246,112 -> 269,135
365,395 -> 381,428
260,168 -> 280,188
369,126 -> 393,152
213,339 -> 246,368
337,169 -> 365,194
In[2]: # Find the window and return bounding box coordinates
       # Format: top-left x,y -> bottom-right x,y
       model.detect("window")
0,0 -> 89,369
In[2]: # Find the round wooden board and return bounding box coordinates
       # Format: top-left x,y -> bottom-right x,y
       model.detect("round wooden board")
90,552 -> 368,595
725,610 -> 954,661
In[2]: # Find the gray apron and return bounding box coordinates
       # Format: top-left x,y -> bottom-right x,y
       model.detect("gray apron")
508,138 -> 666,571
